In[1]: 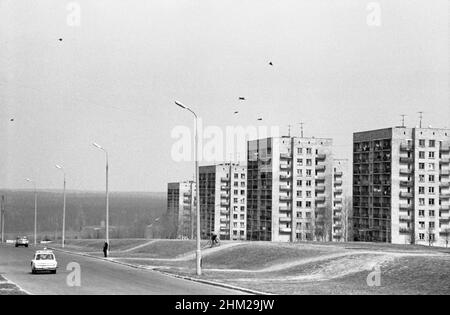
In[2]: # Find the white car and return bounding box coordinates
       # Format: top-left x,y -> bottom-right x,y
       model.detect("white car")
31,249 -> 58,274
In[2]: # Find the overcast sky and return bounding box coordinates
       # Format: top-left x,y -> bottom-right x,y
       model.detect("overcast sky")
0,0 -> 448,192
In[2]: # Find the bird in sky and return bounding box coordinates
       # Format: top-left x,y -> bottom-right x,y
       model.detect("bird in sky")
257,118 -> 263,121
238,97 -> 246,101
58,38 -> 63,41
234,111 -> 239,114
10,118 -> 14,122
269,61 -> 273,66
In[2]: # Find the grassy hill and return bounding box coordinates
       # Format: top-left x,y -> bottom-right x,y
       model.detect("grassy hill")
0,190 -> 167,239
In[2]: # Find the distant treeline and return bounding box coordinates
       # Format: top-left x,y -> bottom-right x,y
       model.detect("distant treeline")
0,190 -> 168,239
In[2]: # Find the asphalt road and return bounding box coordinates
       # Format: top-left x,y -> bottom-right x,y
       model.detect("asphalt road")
0,244 -> 245,295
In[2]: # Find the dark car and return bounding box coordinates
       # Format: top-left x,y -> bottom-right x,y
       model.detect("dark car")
15,236 -> 29,248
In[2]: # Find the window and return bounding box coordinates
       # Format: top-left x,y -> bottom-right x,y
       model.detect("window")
297,158 -> 303,165
419,233 -> 425,240
297,212 -> 302,218
429,140 -> 435,147
297,148 -> 302,154
234,173 -> 239,179
419,198 -> 425,205
296,190 -> 302,197
428,163 -> 435,171
429,175 -> 435,182
429,151 -> 435,159
419,221 -> 425,229
428,187 -> 435,194
419,210 -> 425,217
306,201 -> 311,208
306,169 -> 312,177
429,222 -> 435,229
419,163 -> 425,170
429,198 -> 435,205
429,210 -> 435,217
419,139 -> 425,147
419,175 -> 425,182
306,180 -> 312,187
306,191 -> 312,198
419,187 -> 425,194
419,151 -> 425,159
296,201 -> 302,207
297,180 -> 302,186
306,148 -> 312,155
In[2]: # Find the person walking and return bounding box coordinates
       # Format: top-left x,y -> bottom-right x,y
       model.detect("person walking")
103,241 -> 109,258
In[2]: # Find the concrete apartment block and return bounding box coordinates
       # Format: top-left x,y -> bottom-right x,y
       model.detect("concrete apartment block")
199,163 -> 247,241
332,159 -> 352,242
247,136 -> 348,242
353,127 -> 450,247
167,181 -> 196,238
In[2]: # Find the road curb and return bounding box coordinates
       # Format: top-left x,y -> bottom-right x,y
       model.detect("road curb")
49,247 -> 269,295
0,275 -> 33,295
156,270 -> 271,295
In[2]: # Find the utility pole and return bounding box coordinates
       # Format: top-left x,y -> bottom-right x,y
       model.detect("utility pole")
400,114 -> 407,127
418,111 -> 423,128
1,195 -> 5,243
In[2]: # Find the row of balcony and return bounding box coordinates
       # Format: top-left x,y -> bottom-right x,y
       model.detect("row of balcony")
280,153 -> 327,160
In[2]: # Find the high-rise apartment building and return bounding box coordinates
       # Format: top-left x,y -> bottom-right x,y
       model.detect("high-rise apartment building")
247,136 -> 350,242
353,127 -> 450,246
332,159 -> 352,242
167,181 -> 196,238
199,163 -> 247,241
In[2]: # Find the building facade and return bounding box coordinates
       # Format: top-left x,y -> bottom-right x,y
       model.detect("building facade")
247,136 -> 350,242
333,159 -> 352,242
353,127 -> 450,246
199,163 -> 247,241
167,181 -> 196,239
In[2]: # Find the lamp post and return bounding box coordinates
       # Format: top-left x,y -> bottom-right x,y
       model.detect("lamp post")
92,142 -> 109,254
55,165 -> 66,248
26,178 -> 37,246
1,195 -> 5,243
175,100 -> 201,276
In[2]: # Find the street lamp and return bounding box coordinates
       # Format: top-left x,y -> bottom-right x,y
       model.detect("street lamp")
55,165 -> 66,248
26,178 -> 37,246
175,100 -> 201,276
92,142 -> 109,255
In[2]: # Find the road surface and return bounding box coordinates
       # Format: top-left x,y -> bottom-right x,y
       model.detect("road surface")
0,244 -> 245,295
